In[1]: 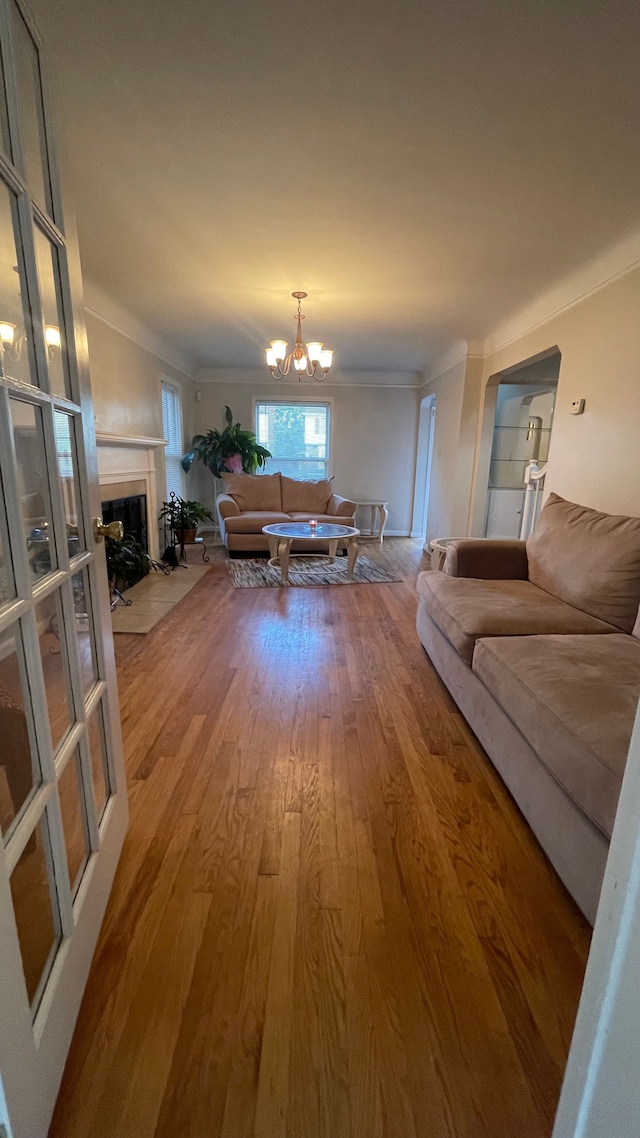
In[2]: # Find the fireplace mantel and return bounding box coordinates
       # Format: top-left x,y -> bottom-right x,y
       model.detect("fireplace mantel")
97,433 -> 167,560
96,432 -> 167,449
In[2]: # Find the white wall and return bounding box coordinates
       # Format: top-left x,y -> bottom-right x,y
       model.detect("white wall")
418,354 -> 484,543
476,265 -> 640,518
84,306 -> 196,509
191,371 -> 419,534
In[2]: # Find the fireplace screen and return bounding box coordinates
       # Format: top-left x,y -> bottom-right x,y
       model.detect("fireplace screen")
101,494 -> 148,553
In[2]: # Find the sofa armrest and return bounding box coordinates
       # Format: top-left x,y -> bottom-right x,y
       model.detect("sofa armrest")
444,539 -> 529,580
327,493 -> 356,518
216,493 -> 241,520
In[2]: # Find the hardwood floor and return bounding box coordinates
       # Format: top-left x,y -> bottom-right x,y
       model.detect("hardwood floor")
49,539 -> 591,1138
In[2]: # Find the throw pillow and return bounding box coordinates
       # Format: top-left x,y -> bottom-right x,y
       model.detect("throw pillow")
222,472 -> 282,512
527,493 -> 640,633
280,475 -> 333,514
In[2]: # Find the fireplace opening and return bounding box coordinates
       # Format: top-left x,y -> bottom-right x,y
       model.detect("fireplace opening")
101,493 -> 148,560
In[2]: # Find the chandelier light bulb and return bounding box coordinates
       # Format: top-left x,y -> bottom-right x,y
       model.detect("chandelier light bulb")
0,321 -> 16,345
45,324 -> 61,348
263,293 -> 334,382
270,339 -> 287,361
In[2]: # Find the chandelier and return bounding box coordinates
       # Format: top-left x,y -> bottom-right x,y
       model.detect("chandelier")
0,320 -> 61,362
265,292 -> 334,381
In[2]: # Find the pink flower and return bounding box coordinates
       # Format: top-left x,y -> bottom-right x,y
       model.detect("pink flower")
224,453 -> 243,473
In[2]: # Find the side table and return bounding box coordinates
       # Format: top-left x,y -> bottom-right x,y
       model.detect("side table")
353,500 -> 389,544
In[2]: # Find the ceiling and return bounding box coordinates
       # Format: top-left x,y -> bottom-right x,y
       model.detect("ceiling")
31,0 -> 640,375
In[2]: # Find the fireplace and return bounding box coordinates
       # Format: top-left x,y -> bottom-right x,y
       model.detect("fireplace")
101,493 -> 148,553
97,432 -> 165,563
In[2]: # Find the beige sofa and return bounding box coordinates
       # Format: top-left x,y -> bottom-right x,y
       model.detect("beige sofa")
416,494 -> 640,923
216,472 -> 356,553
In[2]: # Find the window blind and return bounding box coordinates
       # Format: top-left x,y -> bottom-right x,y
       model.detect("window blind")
161,380 -> 184,499
54,411 -> 73,479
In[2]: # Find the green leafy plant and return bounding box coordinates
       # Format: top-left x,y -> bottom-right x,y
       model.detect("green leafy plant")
181,406 -> 271,478
158,496 -> 214,536
105,532 -> 154,593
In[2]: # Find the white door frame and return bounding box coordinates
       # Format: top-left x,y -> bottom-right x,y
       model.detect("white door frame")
411,394 -> 436,547
0,2 -> 128,1134
553,698 -> 640,1138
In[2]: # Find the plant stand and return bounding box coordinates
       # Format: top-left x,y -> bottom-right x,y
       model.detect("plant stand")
177,536 -> 210,564
110,587 -> 133,611
159,492 -> 214,570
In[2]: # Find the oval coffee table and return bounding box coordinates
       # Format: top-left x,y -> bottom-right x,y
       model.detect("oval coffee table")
262,522 -> 360,585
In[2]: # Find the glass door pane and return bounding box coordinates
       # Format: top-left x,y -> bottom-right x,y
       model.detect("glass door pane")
9,812 -> 60,1009
0,620 -> 38,839
0,179 -> 36,387
34,592 -> 73,753
53,410 -> 83,553
57,750 -> 89,895
86,703 -> 110,822
0,476 -> 15,606
34,228 -> 69,397
70,567 -> 98,695
0,48 -> 12,157
9,397 -> 55,579
10,0 -> 51,213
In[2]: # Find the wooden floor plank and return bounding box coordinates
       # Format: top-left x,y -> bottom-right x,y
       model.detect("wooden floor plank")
255,810 -> 301,1138
49,540 -> 591,1138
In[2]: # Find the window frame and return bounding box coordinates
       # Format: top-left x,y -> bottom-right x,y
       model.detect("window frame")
161,378 -> 184,500
252,395 -> 334,481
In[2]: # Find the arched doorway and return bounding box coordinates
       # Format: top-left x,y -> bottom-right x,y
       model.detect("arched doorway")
412,394 -> 436,549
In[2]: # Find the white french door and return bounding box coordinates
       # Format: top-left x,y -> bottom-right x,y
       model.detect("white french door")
0,3 -> 128,1136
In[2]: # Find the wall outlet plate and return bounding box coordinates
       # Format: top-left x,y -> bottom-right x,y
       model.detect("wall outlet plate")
570,398 -> 585,415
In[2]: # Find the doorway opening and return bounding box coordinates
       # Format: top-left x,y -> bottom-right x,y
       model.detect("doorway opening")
483,351 -> 560,539
412,394 -> 436,548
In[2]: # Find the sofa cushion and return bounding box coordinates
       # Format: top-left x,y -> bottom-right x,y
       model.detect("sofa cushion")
224,511 -> 291,534
288,513 -> 354,524
473,634 -> 640,836
281,476 -> 333,514
222,472 -> 282,511
326,493 -> 357,518
416,571 -> 617,665
527,493 -> 640,634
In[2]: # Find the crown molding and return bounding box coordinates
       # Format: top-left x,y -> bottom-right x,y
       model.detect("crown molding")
195,367 -> 422,389
484,226 -> 640,358
83,279 -> 196,379
417,339 -> 472,386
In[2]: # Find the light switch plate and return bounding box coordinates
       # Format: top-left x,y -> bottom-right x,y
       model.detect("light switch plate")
570,398 -> 585,415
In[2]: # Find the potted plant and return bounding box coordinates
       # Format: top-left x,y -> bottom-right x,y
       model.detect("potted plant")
158,495 -> 214,545
181,405 -> 271,479
105,531 -> 155,605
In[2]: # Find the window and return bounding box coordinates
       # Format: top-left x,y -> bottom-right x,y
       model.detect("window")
161,380 -> 184,499
255,401 -> 330,479
53,410 -> 73,479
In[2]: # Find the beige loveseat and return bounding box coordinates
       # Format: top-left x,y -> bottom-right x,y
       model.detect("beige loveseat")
216,472 -> 356,553
416,493 -> 640,923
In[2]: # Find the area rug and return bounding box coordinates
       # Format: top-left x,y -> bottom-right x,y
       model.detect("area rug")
226,555 -> 401,589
